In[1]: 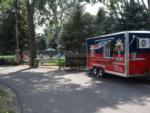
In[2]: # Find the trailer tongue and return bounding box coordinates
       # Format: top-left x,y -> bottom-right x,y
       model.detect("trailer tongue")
86,31 -> 150,77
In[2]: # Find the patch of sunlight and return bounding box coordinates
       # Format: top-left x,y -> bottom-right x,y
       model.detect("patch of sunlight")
22,68 -> 55,73
0,65 -> 29,75
55,72 -> 103,87
34,84 -> 50,91
96,97 -> 150,113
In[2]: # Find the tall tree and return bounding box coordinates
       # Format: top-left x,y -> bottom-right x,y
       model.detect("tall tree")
61,4 -> 95,52
0,0 -> 28,55
25,0 -> 36,67
37,0 -> 77,49
14,0 -> 21,64
148,0 -> 150,10
94,8 -> 106,35
117,2 -> 149,30
0,10 -> 16,54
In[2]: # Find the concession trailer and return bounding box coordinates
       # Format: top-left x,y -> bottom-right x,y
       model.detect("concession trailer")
86,31 -> 150,77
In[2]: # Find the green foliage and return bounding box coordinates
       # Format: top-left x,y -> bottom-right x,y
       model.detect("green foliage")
0,0 -> 28,54
36,36 -> 47,50
48,58 -> 65,66
61,4 -> 95,52
0,55 -> 16,65
1,0 -> 150,57
60,1 -> 150,53
37,0 -> 77,49
0,0 -> 14,11
48,38 -> 57,49
94,8 -> 107,35
61,4 -> 84,51
0,10 -> 16,54
116,3 -> 150,30
0,55 -> 15,60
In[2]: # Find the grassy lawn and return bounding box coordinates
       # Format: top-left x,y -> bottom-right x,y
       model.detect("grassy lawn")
48,57 -> 65,66
0,86 -> 16,113
0,55 -> 15,59
0,55 -> 65,66
0,55 -> 66,66
0,55 -> 16,65
0,55 -> 15,62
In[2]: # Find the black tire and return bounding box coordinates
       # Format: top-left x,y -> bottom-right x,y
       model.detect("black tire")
97,68 -> 105,77
92,67 -> 98,76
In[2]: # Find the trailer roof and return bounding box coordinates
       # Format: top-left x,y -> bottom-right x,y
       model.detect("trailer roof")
86,31 -> 150,40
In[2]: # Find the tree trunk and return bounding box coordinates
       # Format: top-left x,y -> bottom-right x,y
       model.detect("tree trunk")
15,0 -> 21,64
130,0 -> 135,6
142,0 -> 148,10
26,0 -> 36,67
148,0 -> 150,10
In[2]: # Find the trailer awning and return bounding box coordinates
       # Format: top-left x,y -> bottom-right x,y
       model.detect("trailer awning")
90,38 -> 114,49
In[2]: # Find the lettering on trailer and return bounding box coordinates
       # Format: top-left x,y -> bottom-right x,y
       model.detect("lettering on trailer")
115,57 -> 124,62
114,38 -> 124,73
114,64 -> 124,72
114,61 -> 124,73
114,62 -> 124,65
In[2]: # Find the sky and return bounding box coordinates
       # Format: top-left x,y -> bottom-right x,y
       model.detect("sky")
85,3 -> 104,15
85,0 -> 148,15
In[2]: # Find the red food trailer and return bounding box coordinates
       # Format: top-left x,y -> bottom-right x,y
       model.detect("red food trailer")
86,31 -> 150,77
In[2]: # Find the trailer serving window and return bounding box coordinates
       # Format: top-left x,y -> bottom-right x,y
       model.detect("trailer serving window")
89,45 -> 96,57
104,42 -> 114,58
90,49 -> 95,57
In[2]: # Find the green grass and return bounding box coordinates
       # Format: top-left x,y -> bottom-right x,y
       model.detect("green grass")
0,55 -> 15,64
0,55 -> 15,59
48,57 -> 65,66
0,55 -> 15,62
0,55 -> 66,66
0,86 -> 16,113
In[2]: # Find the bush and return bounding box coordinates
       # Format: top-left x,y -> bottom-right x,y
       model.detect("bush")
0,55 -> 16,65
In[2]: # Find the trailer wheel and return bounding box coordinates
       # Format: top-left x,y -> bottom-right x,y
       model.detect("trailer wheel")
93,67 -> 98,76
98,68 -> 105,77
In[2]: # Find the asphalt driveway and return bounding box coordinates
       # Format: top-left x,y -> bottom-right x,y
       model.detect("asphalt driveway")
0,66 -> 150,113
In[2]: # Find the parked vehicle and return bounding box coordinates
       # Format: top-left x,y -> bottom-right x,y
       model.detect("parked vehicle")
86,31 -> 150,77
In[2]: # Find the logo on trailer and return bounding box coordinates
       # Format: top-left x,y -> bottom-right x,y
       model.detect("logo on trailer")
139,38 -> 150,48
115,39 -> 124,52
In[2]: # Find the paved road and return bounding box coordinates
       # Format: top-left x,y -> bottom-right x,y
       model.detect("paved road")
0,66 -> 150,113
